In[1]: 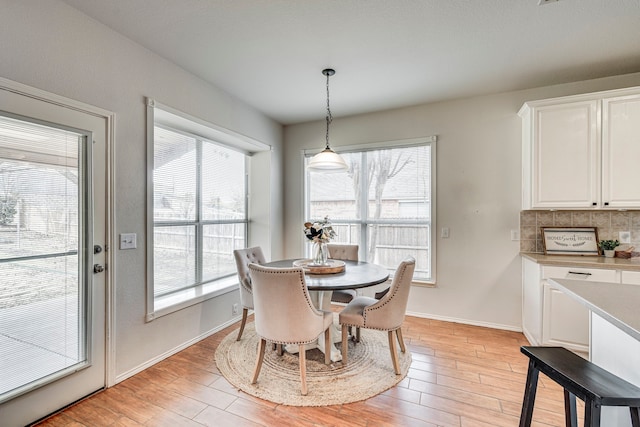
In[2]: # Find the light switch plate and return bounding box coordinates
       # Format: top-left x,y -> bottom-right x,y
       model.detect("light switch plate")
120,233 -> 137,250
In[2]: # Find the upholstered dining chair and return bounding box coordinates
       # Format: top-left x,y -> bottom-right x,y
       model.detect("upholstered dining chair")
248,263 -> 333,396
374,287 -> 390,300
327,243 -> 359,304
233,246 -> 266,341
338,256 -> 415,374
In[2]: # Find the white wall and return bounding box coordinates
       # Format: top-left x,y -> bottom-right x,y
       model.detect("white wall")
0,0 -> 283,380
283,72 -> 640,331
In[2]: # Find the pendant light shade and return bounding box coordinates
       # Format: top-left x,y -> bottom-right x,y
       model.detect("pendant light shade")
307,69 -> 348,173
307,147 -> 348,171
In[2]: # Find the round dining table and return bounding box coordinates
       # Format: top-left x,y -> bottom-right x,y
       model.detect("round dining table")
262,259 -> 390,362
262,259 -> 390,291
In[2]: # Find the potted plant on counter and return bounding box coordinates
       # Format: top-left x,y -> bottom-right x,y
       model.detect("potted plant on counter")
599,239 -> 620,258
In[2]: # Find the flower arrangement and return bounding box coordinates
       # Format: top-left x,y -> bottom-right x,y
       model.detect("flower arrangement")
304,216 -> 337,243
599,240 -> 620,251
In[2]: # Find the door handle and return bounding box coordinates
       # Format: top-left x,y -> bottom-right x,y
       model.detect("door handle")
93,264 -> 105,274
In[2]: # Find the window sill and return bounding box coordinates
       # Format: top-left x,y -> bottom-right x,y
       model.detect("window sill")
412,280 -> 436,288
146,276 -> 238,322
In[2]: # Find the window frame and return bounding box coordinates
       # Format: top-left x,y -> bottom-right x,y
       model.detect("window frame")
303,137 -> 437,285
145,99 -> 269,321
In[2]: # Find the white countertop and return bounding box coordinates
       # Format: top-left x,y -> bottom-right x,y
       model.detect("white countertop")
547,278 -> 640,342
522,252 -> 640,271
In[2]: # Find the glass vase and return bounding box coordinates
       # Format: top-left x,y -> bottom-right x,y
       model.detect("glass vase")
312,241 -> 329,265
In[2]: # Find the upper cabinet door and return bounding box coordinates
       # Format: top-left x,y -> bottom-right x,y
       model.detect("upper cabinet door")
522,100 -> 599,209
602,94 -> 640,208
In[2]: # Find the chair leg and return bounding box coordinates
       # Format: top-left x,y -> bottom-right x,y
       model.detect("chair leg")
251,338 -> 267,384
236,308 -> 248,341
355,327 -> 361,343
518,359 -> 540,427
276,344 -> 283,356
324,328 -> 331,365
299,344 -> 307,396
563,389 -> 577,427
630,407 -> 640,427
388,330 -> 401,375
341,324 -> 349,365
396,328 -> 406,353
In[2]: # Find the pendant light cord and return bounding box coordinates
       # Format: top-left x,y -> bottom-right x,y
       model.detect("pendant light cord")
325,71 -> 332,150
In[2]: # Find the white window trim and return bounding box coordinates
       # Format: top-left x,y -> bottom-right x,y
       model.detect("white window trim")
303,136 -> 437,285
303,136 -> 436,155
145,98 -> 269,321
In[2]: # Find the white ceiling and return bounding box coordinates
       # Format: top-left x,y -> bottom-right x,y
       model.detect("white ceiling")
60,0 -> 640,125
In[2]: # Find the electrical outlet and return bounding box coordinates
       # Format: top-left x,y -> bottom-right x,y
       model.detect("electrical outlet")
441,227 -> 450,238
232,303 -> 239,315
511,230 -> 520,241
619,231 -> 631,244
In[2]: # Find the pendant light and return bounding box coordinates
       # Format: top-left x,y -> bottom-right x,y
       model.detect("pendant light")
307,68 -> 349,173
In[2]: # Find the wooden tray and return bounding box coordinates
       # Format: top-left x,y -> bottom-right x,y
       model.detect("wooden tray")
292,259 -> 346,274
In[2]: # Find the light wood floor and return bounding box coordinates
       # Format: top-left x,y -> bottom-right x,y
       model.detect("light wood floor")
35,314 -> 580,427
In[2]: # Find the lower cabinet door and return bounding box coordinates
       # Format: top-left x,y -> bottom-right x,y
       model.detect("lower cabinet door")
542,282 -> 590,354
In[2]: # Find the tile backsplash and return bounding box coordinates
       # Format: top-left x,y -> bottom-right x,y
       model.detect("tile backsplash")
520,210 -> 640,253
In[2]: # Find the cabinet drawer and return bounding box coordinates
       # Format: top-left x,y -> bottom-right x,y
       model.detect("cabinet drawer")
621,271 -> 640,285
541,266 -> 617,282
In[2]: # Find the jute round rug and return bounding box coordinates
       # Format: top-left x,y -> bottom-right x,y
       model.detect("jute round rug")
214,320 -> 411,406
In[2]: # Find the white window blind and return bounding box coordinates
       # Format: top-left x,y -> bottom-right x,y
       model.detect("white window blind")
146,99 -> 269,319
0,113 -> 88,402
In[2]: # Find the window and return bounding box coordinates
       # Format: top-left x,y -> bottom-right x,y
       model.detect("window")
146,100 -> 268,319
305,138 -> 435,282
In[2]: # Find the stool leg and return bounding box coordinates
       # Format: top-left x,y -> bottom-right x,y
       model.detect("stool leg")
519,360 -> 540,427
584,400 -> 600,427
563,390 -> 577,427
630,407 -> 640,427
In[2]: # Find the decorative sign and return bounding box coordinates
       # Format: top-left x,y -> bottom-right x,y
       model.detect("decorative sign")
541,227 -> 600,256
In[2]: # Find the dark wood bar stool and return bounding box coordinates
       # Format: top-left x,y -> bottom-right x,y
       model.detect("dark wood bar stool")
519,346 -> 640,427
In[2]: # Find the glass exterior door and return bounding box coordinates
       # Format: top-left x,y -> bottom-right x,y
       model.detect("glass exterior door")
0,87 -> 107,426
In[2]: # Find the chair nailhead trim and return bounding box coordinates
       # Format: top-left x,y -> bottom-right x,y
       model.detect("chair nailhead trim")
249,267 -> 318,312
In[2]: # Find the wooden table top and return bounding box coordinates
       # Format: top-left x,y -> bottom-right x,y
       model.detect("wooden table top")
262,259 -> 390,291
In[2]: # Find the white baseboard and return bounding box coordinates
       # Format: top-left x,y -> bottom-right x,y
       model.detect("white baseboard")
114,316 -> 241,384
405,310 -> 522,333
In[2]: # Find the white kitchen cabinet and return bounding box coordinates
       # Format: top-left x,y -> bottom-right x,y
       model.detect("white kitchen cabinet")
602,93 -> 640,208
520,86 -> 640,209
521,257 -> 619,354
520,100 -> 599,209
542,284 -> 589,353
540,266 -> 615,354
522,258 -> 543,345
542,265 -> 618,283
621,271 -> 640,285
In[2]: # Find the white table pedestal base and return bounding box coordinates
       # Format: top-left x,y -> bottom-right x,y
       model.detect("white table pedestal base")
285,290 -> 343,362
